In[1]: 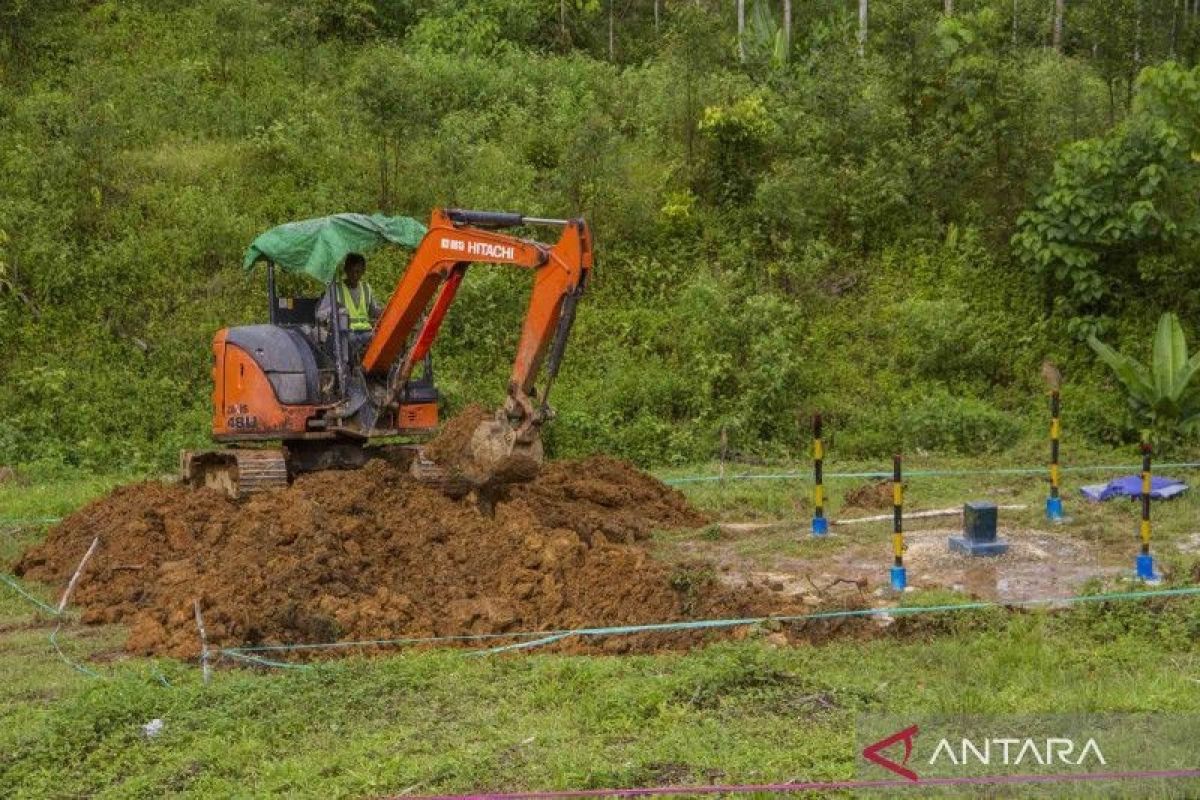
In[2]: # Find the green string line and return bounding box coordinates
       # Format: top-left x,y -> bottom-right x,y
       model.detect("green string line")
48,623 -> 102,679
0,517 -> 62,526
227,629 -> 566,653
0,574 -> 106,679
149,665 -> 173,687
221,649 -> 315,671
221,585 -> 1200,667
1,573 -> 173,685
661,461 -> 1200,485
0,573 -> 61,616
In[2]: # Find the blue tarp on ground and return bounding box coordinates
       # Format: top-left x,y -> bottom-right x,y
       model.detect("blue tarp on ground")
1079,475 -> 1189,502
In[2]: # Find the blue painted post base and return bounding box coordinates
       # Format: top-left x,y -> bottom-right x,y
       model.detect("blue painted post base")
948,537 -> 1009,556
1135,553 -> 1161,583
890,566 -> 907,592
1046,496 -> 1064,522
811,516 -> 828,537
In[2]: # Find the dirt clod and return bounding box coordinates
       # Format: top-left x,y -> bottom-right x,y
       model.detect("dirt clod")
843,480 -> 895,510
420,403 -> 490,468
16,455 -> 795,659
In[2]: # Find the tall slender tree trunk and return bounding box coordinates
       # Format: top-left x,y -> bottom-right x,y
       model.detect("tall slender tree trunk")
1052,0 -> 1065,52
1134,0 -> 1142,65
945,0 -> 953,15
1172,0 -> 1180,57
737,0 -> 746,61
654,0 -> 660,32
858,0 -> 868,56
559,0 -> 567,42
1012,0 -> 1018,44
783,0 -> 791,56
608,0 -> 614,61
1129,0 -> 1142,108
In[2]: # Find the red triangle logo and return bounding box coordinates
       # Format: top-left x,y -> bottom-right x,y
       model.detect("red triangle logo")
862,724 -> 920,782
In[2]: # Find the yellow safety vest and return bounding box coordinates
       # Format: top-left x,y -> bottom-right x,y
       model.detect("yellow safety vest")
338,281 -> 374,331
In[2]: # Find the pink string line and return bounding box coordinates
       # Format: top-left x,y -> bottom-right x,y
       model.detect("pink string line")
390,768 -> 1200,800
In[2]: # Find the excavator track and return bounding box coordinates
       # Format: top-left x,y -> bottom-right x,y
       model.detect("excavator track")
181,449 -> 288,499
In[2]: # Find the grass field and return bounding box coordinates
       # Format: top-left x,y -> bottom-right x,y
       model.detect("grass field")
2,453 -> 1200,798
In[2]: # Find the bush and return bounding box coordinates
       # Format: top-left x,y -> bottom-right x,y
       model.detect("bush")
5,1 -> 1200,473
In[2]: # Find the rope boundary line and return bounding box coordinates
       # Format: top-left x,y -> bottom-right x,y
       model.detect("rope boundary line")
218,585 -> 1200,667
662,461 -> 1200,485
4,571 -> 1200,675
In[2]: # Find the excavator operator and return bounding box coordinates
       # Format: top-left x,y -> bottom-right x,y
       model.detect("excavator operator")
317,252 -> 382,358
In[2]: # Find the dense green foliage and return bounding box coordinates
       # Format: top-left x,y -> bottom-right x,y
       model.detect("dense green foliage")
4,0 -> 1200,474
1089,312 -> 1200,442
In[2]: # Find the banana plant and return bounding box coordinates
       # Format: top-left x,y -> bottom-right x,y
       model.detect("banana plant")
1088,313 -> 1200,441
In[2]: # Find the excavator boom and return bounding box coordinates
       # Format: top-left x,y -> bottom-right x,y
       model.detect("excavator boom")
363,208 -> 593,446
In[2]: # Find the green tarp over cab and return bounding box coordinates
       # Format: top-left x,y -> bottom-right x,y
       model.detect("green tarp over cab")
241,213 -> 428,284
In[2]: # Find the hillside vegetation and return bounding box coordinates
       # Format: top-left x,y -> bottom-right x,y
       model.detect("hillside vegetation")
4,0 -> 1200,474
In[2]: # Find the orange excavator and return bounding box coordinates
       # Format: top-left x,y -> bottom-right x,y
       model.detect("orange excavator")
182,208 -> 593,497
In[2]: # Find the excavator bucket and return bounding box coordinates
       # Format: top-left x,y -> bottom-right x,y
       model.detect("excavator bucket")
466,413 -> 543,485
409,409 -> 542,503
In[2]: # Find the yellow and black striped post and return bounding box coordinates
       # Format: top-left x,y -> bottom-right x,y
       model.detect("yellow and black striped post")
890,454 -> 906,590
1046,390 -> 1064,521
1135,443 -> 1159,581
811,413 -> 828,536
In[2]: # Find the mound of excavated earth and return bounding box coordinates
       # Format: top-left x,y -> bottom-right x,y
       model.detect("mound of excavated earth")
17,455 -> 803,658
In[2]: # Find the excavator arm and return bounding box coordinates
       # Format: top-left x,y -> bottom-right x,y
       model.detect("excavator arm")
362,208 -> 593,445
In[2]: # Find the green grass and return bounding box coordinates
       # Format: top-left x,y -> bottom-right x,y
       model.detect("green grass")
0,473 -> 129,523
2,607 -> 1199,797
1,460 -> 1199,797
661,452 -> 1200,576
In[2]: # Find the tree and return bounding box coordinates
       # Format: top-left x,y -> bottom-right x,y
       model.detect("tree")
738,0 -> 746,61
1012,62 -> 1200,339
608,0 -> 613,60
783,0 -> 791,55
859,0 -> 869,55
1053,0 -> 1065,51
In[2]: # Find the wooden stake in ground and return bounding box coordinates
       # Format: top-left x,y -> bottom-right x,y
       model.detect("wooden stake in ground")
833,505 -> 1027,525
194,599 -> 212,685
57,535 -> 99,613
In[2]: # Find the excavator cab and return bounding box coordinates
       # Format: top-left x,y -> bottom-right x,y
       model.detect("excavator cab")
183,209 -> 593,499
261,261 -> 439,428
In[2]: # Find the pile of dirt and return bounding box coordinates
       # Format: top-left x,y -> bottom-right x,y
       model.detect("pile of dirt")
842,480 -> 895,511
16,455 -> 798,659
417,404 -> 539,499
420,403 -> 490,467
510,456 -> 707,545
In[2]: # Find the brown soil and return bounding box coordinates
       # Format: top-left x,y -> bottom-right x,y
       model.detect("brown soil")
420,403 -> 490,467
510,457 -> 708,545
842,480 -> 895,511
16,456 -> 803,659
675,526 -> 1123,606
